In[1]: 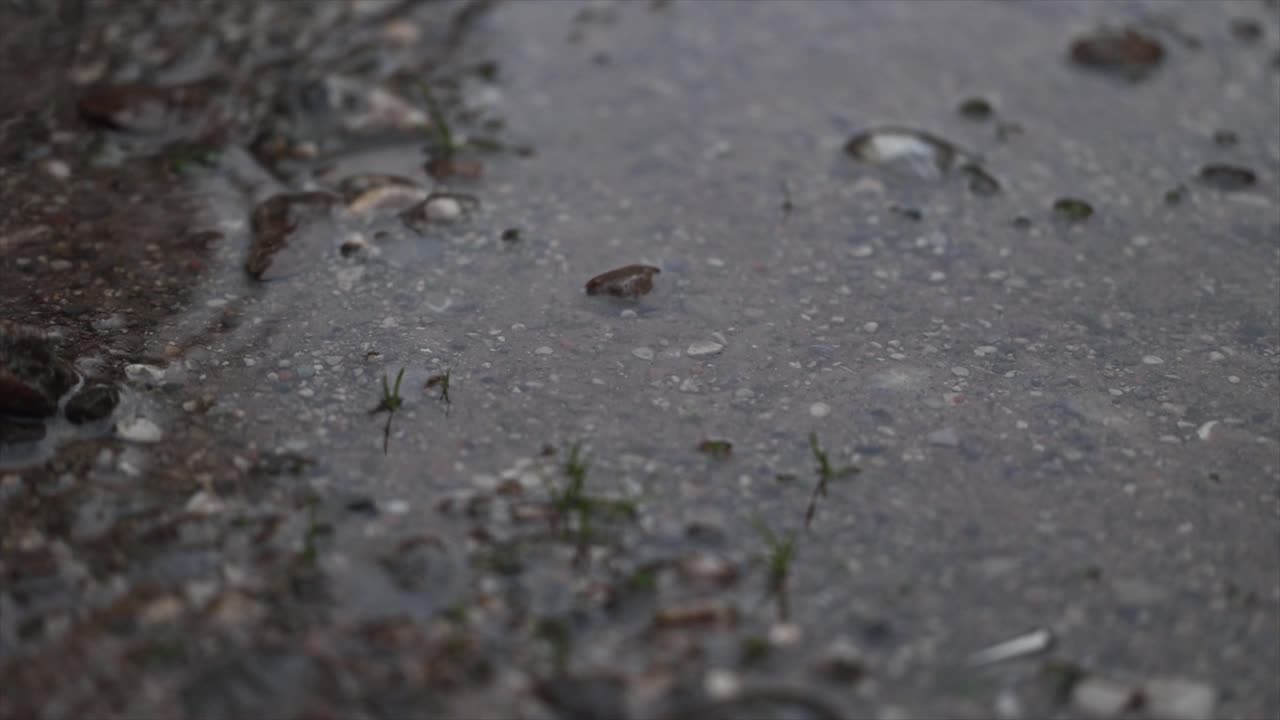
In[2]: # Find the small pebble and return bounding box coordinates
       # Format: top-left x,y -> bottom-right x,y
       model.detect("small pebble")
705,669 -> 741,700
1071,677 -> 1136,719
632,347 -> 655,360
1142,355 -> 1164,365
768,623 -> 802,647
424,196 -> 463,222
863,321 -> 879,333
116,416 -> 162,443
951,366 -> 970,377
1143,678 -> 1216,720
534,346 -> 554,355
815,639 -> 866,683
43,159 -> 71,179
1227,375 -> 1240,384
809,402 -> 831,418
687,340 -> 724,357
1196,420 -> 1218,441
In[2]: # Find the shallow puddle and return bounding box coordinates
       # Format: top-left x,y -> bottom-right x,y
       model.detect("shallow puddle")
2,2 -> 1278,719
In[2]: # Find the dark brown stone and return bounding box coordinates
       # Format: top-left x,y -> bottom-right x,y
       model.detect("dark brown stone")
585,265 -> 661,299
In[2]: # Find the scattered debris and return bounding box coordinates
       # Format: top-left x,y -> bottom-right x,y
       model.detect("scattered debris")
967,628 -> 1054,666
697,439 -> 733,460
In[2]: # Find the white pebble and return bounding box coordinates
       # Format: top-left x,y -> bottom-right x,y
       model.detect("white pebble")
974,345 -> 997,356
863,321 -> 879,333
769,623 -> 802,646
424,196 -> 462,221
534,346 -> 554,355
117,417 -> 163,443
1227,375 -> 1240,384
1142,355 -> 1164,365
1196,420 -> 1218,441
809,402 -> 831,418
704,669 -> 741,700
1071,677 -> 1136,719
43,159 -> 71,179
687,340 -> 724,357
929,271 -> 946,282
125,363 -> 166,383
632,347 -> 655,360
1143,678 -> 1216,720
951,366 -> 970,377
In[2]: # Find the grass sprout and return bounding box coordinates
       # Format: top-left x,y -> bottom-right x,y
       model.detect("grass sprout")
805,432 -> 860,529
370,368 -> 406,453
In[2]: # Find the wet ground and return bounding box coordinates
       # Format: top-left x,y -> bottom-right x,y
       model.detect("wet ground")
2,1 -> 1278,719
